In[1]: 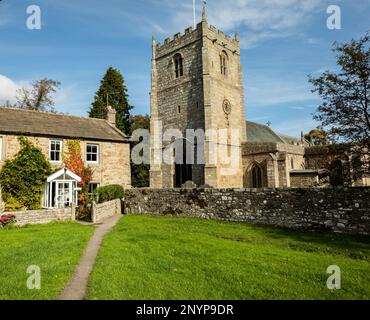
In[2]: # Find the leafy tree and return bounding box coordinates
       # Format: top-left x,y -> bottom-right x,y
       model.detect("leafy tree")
130,114 -> 150,188
0,137 -> 52,210
16,79 -> 61,112
309,32 -> 370,181
304,129 -> 329,145
309,32 -> 369,144
89,67 -> 133,135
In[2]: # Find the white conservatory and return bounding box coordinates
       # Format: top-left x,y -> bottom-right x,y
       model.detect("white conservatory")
43,168 -> 81,209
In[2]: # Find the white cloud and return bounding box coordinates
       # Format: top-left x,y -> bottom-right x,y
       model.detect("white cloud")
0,75 -> 22,104
169,0 -> 328,48
46,0 -> 327,46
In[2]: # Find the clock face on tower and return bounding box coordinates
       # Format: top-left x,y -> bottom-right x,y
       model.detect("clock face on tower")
223,99 -> 232,115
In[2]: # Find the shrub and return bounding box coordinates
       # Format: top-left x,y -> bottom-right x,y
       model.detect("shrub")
0,214 -> 17,228
76,193 -> 94,221
0,137 -> 52,210
94,185 -> 124,204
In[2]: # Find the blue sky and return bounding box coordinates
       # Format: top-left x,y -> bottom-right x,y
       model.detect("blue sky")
0,0 -> 369,136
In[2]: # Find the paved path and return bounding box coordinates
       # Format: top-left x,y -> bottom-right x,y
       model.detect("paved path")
58,214 -> 122,300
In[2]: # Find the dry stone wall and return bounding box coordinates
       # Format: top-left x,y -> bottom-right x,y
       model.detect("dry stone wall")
91,199 -> 121,223
3,206 -> 75,226
125,187 -> 370,236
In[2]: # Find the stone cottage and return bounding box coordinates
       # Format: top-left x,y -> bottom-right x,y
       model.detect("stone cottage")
0,107 -> 131,209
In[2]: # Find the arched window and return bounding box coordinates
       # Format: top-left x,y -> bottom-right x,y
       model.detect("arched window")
220,51 -> 228,76
252,164 -> 263,188
174,53 -> 184,78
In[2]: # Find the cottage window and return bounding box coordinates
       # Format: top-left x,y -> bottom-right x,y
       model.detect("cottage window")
86,144 -> 99,163
50,140 -> 62,162
88,182 -> 100,194
174,53 -> 184,78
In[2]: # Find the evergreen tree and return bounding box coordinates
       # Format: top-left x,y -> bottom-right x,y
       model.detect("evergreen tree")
130,114 -> 150,188
89,67 -> 133,135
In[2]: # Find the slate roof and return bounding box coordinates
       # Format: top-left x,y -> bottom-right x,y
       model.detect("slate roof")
246,121 -> 286,143
0,108 -> 129,142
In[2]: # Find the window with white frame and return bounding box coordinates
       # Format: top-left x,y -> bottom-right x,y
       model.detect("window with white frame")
50,140 -> 62,162
86,144 -> 99,163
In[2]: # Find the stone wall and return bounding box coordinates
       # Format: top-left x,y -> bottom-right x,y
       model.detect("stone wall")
125,188 -> 370,236
91,199 -> 121,223
290,171 -> 319,188
3,206 -> 75,226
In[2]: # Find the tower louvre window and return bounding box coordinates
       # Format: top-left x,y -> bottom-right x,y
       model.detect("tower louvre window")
174,53 -> 184,78
220,51 -> 228,76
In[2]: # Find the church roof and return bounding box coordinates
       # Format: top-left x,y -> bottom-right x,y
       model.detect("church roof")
246,121 -> 286,143
278,133 -> 302,145
0,107 -> 129,143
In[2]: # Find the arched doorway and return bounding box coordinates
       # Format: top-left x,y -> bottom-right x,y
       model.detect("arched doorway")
251,164 -> 263,188
329,159 -> 344,186
174,139 -> 193,188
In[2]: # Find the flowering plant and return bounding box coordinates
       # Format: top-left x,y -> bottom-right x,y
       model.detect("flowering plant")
0,214 -> 17,228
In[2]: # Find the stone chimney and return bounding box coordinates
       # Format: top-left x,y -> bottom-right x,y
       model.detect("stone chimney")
105,105 -> 116,127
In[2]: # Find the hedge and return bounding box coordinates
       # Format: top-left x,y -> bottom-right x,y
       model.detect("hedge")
94,185 -> 124,204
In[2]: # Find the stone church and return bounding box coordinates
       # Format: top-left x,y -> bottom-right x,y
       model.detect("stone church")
149,7 -> 368,189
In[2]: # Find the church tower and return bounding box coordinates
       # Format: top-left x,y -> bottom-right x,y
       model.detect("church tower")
150,5 -> 246,188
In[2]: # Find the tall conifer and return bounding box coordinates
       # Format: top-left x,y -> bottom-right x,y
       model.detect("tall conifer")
89,67 -> 133,135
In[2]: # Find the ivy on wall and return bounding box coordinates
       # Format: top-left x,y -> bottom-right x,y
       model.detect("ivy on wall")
0,137 -> 52,211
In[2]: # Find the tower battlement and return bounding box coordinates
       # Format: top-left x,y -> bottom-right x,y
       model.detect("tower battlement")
155,22 -> 239,57
208,24 -> 239,47
155,24 -> 202,55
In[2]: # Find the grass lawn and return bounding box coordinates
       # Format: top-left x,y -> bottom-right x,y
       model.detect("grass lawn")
87,215 -> 370,300
0,222 -> 94,300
